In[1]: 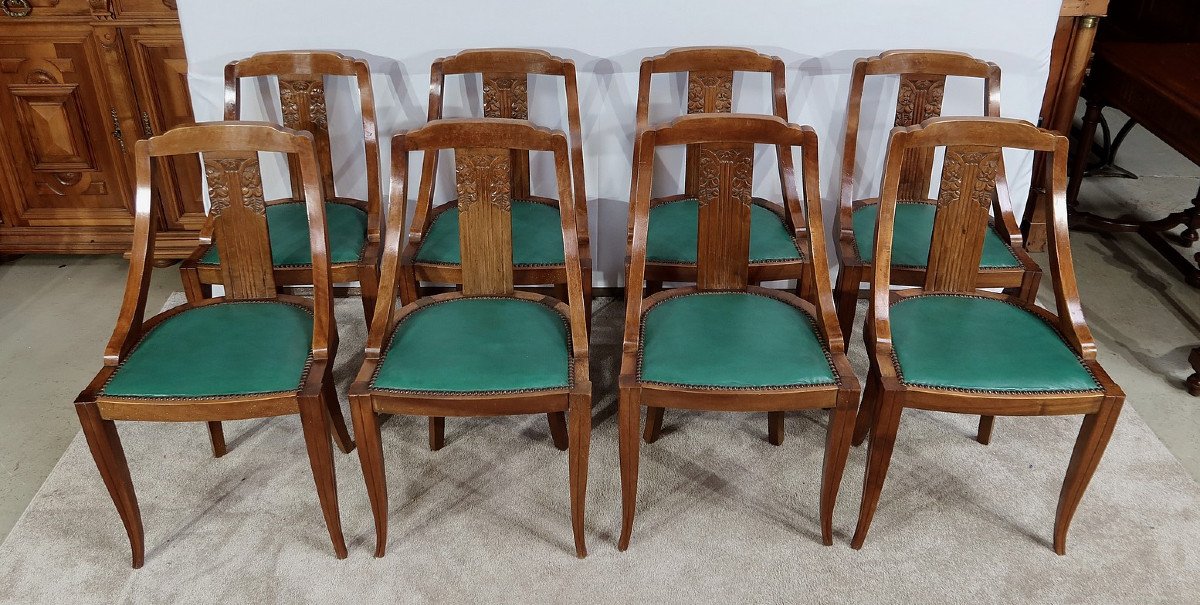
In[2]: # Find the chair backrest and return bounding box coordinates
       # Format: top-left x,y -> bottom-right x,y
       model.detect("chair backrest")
870,116 -> 1092,355
375,118 -> 588,353
839,51 -> 1008,235
634,47 -> 789,200
225,50 -> 381,238
426,49 -> 586,211
125,121 -> 333,356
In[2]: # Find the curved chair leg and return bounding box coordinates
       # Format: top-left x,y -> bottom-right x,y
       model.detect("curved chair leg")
768,411 -> 785,446
298,394 -> 347,559
428,417 -> 445,451
207,422 -> 227,457
358,262 -> 380,326
548,412 -> 569,450
852,362 -> 882,447
820,391 -> 857,546
833,265 -> 861,350
568,392 -> 591,558
321,374 -> 355,454
351,395 -> 389,558
617,386 -> 641,551
976,416 -> 995,445
642,407 -> 664,443
851,388 -> 904,550
76,402 -> 144,569
1054,396 -> 1124,555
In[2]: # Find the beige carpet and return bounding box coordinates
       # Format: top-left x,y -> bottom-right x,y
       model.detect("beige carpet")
1,294 -> 1198,603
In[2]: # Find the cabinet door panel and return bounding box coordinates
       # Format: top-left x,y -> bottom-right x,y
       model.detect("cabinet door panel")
0,27 -> 131,227
123,25 -> 204,232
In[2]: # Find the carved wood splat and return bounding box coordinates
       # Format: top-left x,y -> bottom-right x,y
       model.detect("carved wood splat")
894,75 -> 946,127
687,70 -> 733,114
894,76 -> 948,201
202,152 -> 275,299
203,155 -> 265,217
925,145 -> 1002,292
695,142 -> 754,290
454,147 -> 514,296
482,73 -> 528,120
278,77 -> 329,131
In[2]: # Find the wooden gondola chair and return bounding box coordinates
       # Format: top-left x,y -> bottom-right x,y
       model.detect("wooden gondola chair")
74,122 -> 354,568
850,117 -> 1125,555
350,118 -> 592,558
618,113 -> 860,550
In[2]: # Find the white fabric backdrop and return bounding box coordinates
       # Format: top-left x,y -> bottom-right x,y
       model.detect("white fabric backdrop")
177,0 -> 1061,287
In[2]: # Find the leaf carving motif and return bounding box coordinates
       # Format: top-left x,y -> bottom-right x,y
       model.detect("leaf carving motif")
455,150 -> 511,212
279,79 -> 328,129
937,149 -> 1000,209
895,77 -> 945,127
696,147 -> 752,208
687,74 -> 733,114
204,157 -> 266,216
483,76 -> 528,119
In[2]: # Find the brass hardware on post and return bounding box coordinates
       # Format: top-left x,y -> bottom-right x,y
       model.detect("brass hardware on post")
1081,15 -> 1100,29
141,112 -> 153,138
110,109 -> 126,153
1,0 -> 33,18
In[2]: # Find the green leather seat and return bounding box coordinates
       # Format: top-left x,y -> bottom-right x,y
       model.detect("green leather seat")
372,297 -> 569,393
415,200 -> 565,266
647,198 -> 803,264
639,292 -> 835,388
890,295 -> 1100,392
102,302 -> 313,398
200,201 -> 367,267
852,202 -> 1019,268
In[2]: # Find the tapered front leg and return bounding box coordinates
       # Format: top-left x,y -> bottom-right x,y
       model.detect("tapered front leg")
820,392 -> 857,545
618,386 -> 641,551
351,395 -> 389,557
568,393 -> 592,558
76,402 -> 144,568
298,395 -> 347,559
1054,396 -> 1123,555
851,388 -> 904,549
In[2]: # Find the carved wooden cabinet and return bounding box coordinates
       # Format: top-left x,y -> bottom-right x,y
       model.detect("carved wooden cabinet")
0,1 -> 200,259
